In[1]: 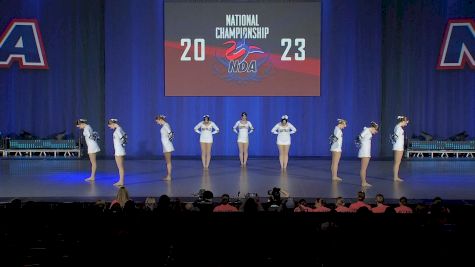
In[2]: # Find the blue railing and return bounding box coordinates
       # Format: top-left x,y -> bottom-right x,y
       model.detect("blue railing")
408,140 -> 475,150
9,139 -> 77,149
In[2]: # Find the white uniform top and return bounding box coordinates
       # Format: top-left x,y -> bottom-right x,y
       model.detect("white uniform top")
161,123 -> 175,153
113,126 -> 126,156
330,126 -> 343,152
393,124 -> 404,151
271,122 -> 297,145
194,121 -> 219,143
83,125 -> 100,154
233,120 -> 254,143
358,127 -> 373,158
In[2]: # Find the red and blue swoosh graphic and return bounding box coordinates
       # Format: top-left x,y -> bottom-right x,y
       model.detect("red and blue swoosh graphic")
224,39 -> 264,63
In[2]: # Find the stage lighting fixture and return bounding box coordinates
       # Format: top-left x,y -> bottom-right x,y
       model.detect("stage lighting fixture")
19,130 -> 34,140
420,131 -> 434,141
55,131 -> 66,140
448,131 -> 468,141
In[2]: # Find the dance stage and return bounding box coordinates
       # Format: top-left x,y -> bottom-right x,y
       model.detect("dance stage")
1,158 -> 474,203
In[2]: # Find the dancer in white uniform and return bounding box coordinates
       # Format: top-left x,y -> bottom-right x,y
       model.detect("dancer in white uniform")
194,115 -> 219,169
76,119 -> 100,182
358,122 -> 379,187
156,115 -> 174,180
233,112 -> 254,166
271,115 -> 297,169
108,119 -> 126,186
392,116 -> 409,182
330,119 -> 347,181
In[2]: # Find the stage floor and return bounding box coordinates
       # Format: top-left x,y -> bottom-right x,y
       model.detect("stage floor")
1,158 -> 474,202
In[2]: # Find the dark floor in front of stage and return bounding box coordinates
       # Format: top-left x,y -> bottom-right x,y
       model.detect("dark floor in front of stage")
1,158 -> 474,202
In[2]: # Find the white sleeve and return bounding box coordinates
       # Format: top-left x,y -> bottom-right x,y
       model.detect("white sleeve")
271,123 -> 279,134
84,127 -> 92,138
164,124 -> 172,134
396,126 -> 404,136
289,123 -> 297,134
212,122 -> 219,134
233,121 -> 239,133
194,122 -> 202,134
335,127 -> 342,139
116,128 -> 125,139
361,129 -> 371,139
359,129 -> 365,139
248,121 -> 254,133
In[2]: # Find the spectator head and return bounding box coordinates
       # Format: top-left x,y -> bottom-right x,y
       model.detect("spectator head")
157,195 -> 172,213
243,197 -> 258,213
315,198 -> 326,208
94,199 -> 106,212
399,197 -> 408,206
298,199 -> 307,207
123,200 -> 136,213
432,196 -> 443,205
430,196 -> 450,215
202,190 -> 214,202
336,197 -> 345,207
375,194 -> 385,204
220,194 -> 230,205
9,198 -> 22,209
158,195 -> 171,207
115,186 -> 130,208
185,203 -> 200,212
415,203 -> 427,214
173,198 -> 184,212
268,187 -> 281,202
357,191 -> 366,201
144,197 -> 157,211
184,203 -> 194,211
110,202 -> 122,213
285,198 -> 295,209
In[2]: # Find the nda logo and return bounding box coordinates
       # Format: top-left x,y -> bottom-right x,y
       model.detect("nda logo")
437,19 -> 475,70
214,38 -> 271,83
0,19 -> 48,69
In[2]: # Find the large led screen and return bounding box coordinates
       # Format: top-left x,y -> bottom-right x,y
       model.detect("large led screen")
164,0 -> 321,96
